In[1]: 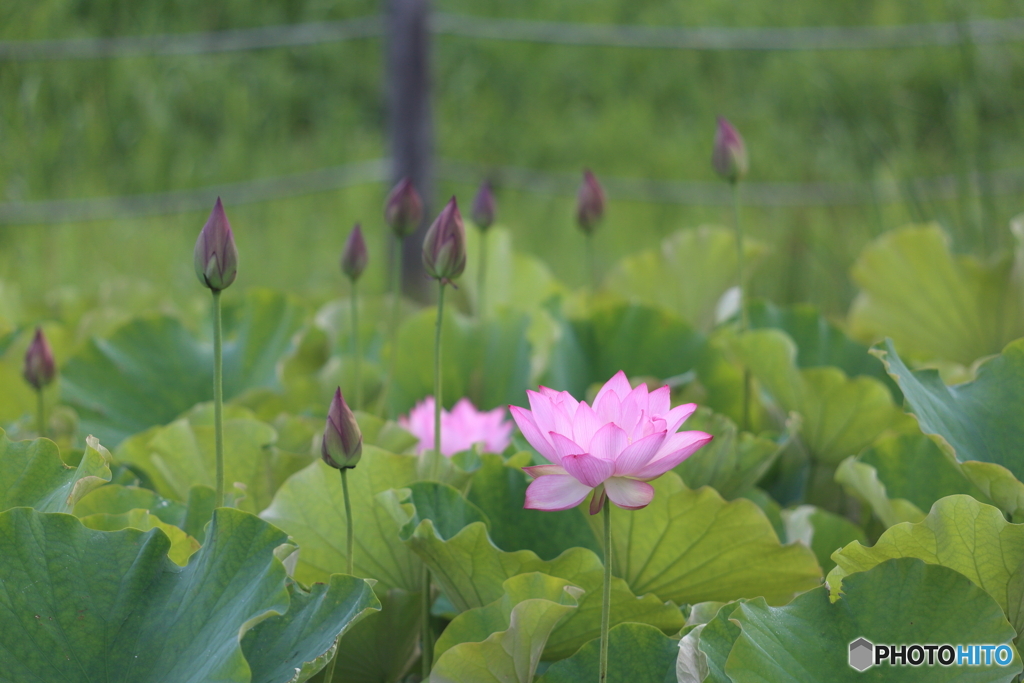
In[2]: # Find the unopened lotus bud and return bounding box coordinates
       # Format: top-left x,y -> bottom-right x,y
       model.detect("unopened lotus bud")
194,197 -> 238,291
384,178 -> 424,238
576,170 -> 605,235
322,387 -> 362,469
341,224 -> 369,282
471,181 -> 495,231
712,117 -> 748,184
23,327 -> 55,390
422,197 -> 467,282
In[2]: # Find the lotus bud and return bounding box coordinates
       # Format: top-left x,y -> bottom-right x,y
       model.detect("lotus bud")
341,223 -> 369,282
193,197 -> 238,292
422,197 -> 467,282
384,178 -> 424,238
576,169 -> 605,235
471,181 -> 496,231
712,117 -> 748,184
23,327 -> 56,390
322,387 -> 362,469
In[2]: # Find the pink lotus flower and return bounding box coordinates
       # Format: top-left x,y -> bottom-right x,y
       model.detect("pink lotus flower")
512,371 -> 712,514
400,396 -> 513,456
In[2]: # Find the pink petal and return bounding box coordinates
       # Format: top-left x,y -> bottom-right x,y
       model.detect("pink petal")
613,430 -> 667,476
604,477 -> 655,510
529,390 -> 574,445
523,464 -> 567,477
663,403 -> 698,433
524,475 -> 593,511
589,486 -> 607,515
572,401 -> 604,451
588,423 -> 628,461
633,431 -> 714,480
561,452 -> 616,488
540,386 -> 579,414
648,386 -> 671,417
550,432 -> 586,461
619,386 -> 647,438
594,390 -> 621,425
594,370 -> 633,405
509,405 -> 558,462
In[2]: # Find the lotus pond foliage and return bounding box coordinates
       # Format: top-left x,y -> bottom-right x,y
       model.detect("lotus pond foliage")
2,157 -> 1024,683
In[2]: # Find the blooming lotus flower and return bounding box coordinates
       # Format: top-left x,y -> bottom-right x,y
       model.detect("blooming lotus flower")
512,371 -> 712,513
341,223 -> 369,282
712,117 -> 748,184
400,396 -> 512,456
194,197 -> 238,292
384,178 -> 424,238
322,387 -> 362,469
23,327 -> 56,390
576,169 -> 605,235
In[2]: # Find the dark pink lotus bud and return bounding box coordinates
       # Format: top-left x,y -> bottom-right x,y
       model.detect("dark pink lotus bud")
384,178 -> 424,238
23,327 -> 56,390
322,387 -> 362,469
712,117 -> 748,183
193,197 -> 238,292
422,197 -> 467,282
576,169 -> 605,235
340,223 -> 369,282
471,181 -> 496,231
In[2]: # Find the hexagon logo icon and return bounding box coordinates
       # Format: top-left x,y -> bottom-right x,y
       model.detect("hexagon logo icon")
849,638 -> 874,671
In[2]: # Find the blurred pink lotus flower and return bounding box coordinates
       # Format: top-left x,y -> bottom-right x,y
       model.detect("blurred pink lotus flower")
401,396 -> 513,456
512,371 -> 712,514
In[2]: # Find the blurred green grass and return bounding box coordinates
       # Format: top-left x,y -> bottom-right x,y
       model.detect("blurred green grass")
2,0 -> 1024,316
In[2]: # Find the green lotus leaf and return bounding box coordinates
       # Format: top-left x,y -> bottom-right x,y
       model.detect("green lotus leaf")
242,575 -> 381,683
78,508 -> 200,566
61,288 -> 306,446
958,461 -> 1024,523
676,622 -> 710,683
322,588 -> 423,683
260,445 -> 423,592
834,457 -> 925,529
727,558 -> 1021,682
0,507 -> 293,682
604,226 -> 767,332
828,495 -> 1024,640
379,480 -> 490,542
537,622 -> 678,683
729,328 -> 910,465
875,337 -> 1024,482
399,501 -> 684,660
430,573 -> 582,683
585,472 -> 821,606
72,483 -> 187,526
694,601 -> 745,683
465,452 -> 599,560
0,431 -> 110,513
781,505 -> 866,573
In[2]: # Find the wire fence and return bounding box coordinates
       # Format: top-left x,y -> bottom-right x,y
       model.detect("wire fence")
2,13 -> 1024,60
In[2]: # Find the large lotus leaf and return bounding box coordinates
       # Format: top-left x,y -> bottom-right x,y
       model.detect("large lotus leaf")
834,458 -> 925,529
726,559 -> 1021,682
79,509 -> 200,566
959,461 -> 1024,523
430,574 -> 582,683
828,495 -> 1024,637
399,508 -> 684,660
695,602 -> 746,683
781,505 -> 866,574
537,622 -> 678,683
729,329 -> 910,465
380,481 -> 491,542
261,445 -> 422,592
242,575 -> 381,683
0,507 -> 292,682
73,483 -> 187,526
542,300 -> 706,400
0,431 -> 110,513
849,224 -> 1024,365
585,472 -> 820,605
673,407 -> 791,499
748,300 -> 899,398
390,306 -> 533,415
604,225 -> 767,332
61,289 -> 306,445
875,337 -> 1024,482
115,406 -> 299,515
676,623 -> 710,683
465,452 -> 599,560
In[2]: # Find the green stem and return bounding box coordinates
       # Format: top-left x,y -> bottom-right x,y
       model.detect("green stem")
731,183 -> 752,433
433,281 -> 446,461
599,500 -> 612,683
477,230 -> 488,317
586,233 -> 597,291
321,467 -> 355,683
36,388 -> 45,438
213,290 -> 224,508
386,236 -> 403,417
421,564 -> 434,679
351,281 -> 361,411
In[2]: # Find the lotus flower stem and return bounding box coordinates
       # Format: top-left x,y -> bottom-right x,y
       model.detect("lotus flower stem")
387,240 -> 403,416
586,234 -> 597,291
319,470 -> 353,683
731,184 -> 753,432
477,232 -> 488,317
432,281 -> 446,471
212,290 -> 225,508
599,500 -> 612,683
351,282 -> 362,410
35,389 -> 45,438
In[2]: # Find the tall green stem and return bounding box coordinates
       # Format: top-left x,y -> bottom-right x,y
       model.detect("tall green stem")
351,281 -> 361,410
386,237 -> 403,417
36,388 -> 45,438
421,564 -> 434,679
212,290 -> 225,508
599,500 -> 612,683
322,467 -> 355,683
477,230 -> 488,317
586,233 -> 597,291
433,281 -> 446,457
731,183 -> 752,432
